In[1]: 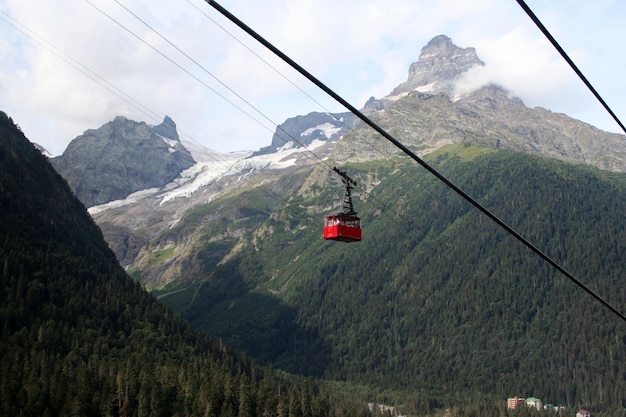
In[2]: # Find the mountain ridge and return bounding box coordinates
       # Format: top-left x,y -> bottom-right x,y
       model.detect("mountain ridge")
67,34 -> 626,290
252,111 -> 358,156
35,34 -> 626,408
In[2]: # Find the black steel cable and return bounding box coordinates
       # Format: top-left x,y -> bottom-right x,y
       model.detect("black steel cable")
206,0 -> 626,324
516,0 -> 626,135
83,0 -> 276,136
1,6 -> 294,210
186,0 -> 448,234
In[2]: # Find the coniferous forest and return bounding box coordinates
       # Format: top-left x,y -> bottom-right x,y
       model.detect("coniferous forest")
3,106 -> 626,417
0,111 -> 372,416
158,144 -> 626,413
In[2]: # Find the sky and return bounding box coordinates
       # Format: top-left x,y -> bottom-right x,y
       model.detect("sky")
1,0 -> 625,156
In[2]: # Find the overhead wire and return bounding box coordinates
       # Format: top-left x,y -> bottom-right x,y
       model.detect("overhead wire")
106,0 -> 410,228
0,11 -> 163,126
0,5 -> 292,209
205,0 -> 626,325
185,0 -> 449,231
516,0 -> 626,135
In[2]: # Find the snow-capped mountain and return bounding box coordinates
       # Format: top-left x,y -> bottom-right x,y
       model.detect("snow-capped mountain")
363,34 -> 484,112
252,111 -> 357,156
88,137 -> 331,216
52,34 -> 626,277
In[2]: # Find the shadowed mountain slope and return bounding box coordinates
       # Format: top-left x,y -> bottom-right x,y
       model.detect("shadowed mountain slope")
0,111 -> 371,417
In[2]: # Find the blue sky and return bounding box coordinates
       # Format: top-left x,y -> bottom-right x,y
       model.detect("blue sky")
1,0 -> 625,155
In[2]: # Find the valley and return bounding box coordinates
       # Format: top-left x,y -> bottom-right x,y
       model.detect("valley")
6,33 -> 626,415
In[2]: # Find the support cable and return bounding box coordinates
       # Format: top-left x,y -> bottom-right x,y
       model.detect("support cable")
189,0 -> 446,231
516,0 -> 626,135
189,0 -> 433,214
85,0 -> 328,167
206,0 -> 626,324
0,7 -> 292,209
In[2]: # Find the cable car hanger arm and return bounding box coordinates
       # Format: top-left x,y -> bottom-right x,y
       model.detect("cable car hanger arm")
333,167 -> 356,186
332,167 -> 357,215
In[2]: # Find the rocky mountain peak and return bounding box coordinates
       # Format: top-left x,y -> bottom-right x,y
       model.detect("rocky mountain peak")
151,115 -> 179,141
51,116 -> 195,208
390,34 -> 484,97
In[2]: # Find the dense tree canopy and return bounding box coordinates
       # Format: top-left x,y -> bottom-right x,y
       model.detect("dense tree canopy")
0,111 -> 372,417
168,144 -> 626,409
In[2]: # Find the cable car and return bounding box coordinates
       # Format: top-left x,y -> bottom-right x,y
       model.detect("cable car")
323,213 -> 361,242
323,167 -> 362,242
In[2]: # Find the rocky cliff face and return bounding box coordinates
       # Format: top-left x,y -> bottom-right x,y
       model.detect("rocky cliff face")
151,115 -> 180,141
363,35 -> 483,112
51,116 -> 195,207
394,34 -> 484,97
347,35 -> 626,172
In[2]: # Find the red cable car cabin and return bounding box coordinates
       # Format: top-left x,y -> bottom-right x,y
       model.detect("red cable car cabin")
323,167 -> 362,242
323,213 -> 362,242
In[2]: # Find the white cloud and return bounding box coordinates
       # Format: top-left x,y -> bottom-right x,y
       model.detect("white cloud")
1,0 -> 625,156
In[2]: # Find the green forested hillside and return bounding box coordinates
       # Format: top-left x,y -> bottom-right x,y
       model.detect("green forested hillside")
160,143 -> 626,409
0,112 -> 372,417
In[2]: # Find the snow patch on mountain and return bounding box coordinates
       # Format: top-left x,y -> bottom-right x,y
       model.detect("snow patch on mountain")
385,91 -> 409,102
88,187 -> 161,215
88,139 -> 327,215
158,135 -> 179,150
302,123 -> 342,139
160,140 -> 327,204
415,82 -> 436,93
